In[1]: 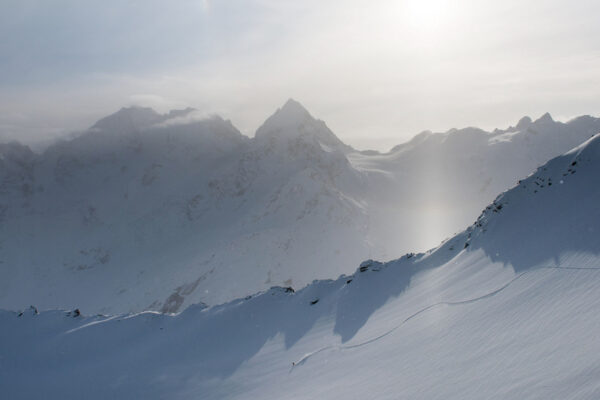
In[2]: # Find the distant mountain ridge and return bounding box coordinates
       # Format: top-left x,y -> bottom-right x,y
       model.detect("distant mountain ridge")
0,100 -> 599,314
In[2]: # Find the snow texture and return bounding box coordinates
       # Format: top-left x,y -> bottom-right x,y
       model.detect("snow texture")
1,134 -> 600,399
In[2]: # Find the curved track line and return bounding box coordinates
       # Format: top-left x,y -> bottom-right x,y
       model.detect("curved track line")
291,266 -> 600,368
65,315 -> 119,334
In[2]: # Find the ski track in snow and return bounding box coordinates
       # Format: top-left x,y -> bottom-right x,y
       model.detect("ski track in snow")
291,266 -> 600,369
64,315 -> 120,334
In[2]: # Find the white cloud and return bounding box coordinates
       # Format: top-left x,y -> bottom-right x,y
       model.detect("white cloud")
128,94 -> 187,113
155,110 -> 216,128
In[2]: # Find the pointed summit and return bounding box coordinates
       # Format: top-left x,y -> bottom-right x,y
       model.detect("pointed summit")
255,99 -> 353,153
279,98 -> 311,118
256,99 -> 312,136
535,112 -> 554,124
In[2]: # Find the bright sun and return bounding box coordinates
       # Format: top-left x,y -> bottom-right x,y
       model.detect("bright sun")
405,0 -> 451,32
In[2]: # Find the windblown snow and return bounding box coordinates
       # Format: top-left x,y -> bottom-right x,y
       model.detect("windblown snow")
1,132 -> 599,399
0,100 -> 599,315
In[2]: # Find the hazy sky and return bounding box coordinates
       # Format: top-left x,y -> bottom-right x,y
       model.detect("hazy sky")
1,0 -> 600,150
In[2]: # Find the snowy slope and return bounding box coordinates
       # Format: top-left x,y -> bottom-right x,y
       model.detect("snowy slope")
0,101 -> 371,314
1,134 -> 599,399
1,102 -> 599,315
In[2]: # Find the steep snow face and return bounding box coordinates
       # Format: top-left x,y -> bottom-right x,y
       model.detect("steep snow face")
455,133 -> 600,274
0,103 -> 369,314
2,135 -> 599,399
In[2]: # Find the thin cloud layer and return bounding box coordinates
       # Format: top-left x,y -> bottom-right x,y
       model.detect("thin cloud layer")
1,0 -> 600,150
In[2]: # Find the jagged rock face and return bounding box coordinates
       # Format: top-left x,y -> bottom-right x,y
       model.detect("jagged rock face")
1,103 -> 599,314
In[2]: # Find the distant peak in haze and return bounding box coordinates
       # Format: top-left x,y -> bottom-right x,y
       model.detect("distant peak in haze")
91,106 -> 162,132
91,106 -> 199,133
255,99 -> 353,153
256,99 -> 312,135
505,113 -> 555,133
279,98 -> 311,117
535,112 -> 554,124
516,116 -> 532,130
165,107 -> 197,119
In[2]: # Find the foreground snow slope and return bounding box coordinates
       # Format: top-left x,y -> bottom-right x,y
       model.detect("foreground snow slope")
1,135 -> 599,399
1,101 -> 599,314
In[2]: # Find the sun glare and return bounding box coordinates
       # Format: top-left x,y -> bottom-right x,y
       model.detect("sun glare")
405,0 -> 451,33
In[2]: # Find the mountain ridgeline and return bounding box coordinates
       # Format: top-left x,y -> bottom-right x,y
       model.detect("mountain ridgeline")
1,99 -> 599,314
2,132 -> 600,399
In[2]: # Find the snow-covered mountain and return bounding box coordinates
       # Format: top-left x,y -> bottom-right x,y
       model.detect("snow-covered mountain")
0,100 -> 370,314
349,112 -> 600,254
2,134 -> 599,399
1,100 -> 599,314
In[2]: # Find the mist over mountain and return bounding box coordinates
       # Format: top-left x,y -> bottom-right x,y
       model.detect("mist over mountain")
1,100 -> 599,314
4,1 -> 600,397
3,132 -> 599,399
